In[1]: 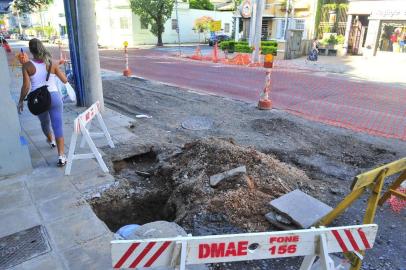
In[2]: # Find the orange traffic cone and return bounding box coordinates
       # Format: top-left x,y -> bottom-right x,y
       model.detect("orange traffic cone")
212,42 -> 219,63
258,70 -> 272,110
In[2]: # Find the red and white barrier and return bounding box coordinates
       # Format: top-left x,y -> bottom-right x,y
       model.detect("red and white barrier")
65,101 -> 115,175
111,224 -> 377,270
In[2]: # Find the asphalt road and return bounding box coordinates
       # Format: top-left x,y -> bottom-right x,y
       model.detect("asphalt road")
6,41 -> 406,141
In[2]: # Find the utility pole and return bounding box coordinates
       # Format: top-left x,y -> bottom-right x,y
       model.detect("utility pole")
175,0 -> 181,56
252,0 -> 264,63
248,0 -> 257,47
76,0 -> 104,110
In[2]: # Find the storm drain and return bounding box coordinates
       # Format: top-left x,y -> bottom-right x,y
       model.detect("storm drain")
181,116 -> 214,130
0,225 -> 51,269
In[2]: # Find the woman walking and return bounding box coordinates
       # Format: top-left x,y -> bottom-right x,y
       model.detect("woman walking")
18,38 -> 68,166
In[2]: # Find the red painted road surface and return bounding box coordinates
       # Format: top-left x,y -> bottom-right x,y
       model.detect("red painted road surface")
7,47 -> 406,140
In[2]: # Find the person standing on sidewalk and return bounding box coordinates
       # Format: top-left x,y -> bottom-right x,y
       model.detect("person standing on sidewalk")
17,38 -> 68,167
307,38 -> 319,63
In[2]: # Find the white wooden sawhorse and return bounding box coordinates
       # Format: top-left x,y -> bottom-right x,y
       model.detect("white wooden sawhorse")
65,101 -> 115,175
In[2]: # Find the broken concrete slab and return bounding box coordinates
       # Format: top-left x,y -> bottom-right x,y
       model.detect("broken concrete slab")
210,166 -> 246,187
126,221 -> 208,270
265,211 -> 298,231
126,221 -> 187,240
269,189 -> 333,229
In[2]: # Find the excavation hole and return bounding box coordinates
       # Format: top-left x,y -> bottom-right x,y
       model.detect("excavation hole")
113,150 -> 158,174
90,190 -> 176,232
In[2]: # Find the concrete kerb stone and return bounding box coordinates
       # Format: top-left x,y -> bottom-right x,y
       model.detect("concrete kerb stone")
61,234 -> 113,270
45,211 -> 109,251
37,192 -> 93,222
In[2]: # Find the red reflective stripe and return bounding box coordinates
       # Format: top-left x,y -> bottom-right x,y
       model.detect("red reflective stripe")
344,229 -> 360,251
129,242 -> 156,268
144,241 -> 172,267
114,243 -> 140,269
358,229 -> 371,249
332,230 -> 348,252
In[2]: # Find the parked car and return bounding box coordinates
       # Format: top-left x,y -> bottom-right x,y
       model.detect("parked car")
209,34 -> 230,46
1,32 -> 11,39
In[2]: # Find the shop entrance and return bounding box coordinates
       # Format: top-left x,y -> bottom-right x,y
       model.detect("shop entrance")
348,15 -> 369,55
377,20 -> 406,54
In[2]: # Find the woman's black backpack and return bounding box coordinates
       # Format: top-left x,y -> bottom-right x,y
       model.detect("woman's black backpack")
27,63 -> 52,115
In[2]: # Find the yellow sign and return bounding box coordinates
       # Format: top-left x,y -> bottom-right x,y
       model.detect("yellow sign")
210,21 -> 221,32
123,41 -> 129,47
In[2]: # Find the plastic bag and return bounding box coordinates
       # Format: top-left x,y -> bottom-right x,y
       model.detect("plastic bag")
116,224 -> 140,240
65,82 -> 77,103
56,79 -> 76,103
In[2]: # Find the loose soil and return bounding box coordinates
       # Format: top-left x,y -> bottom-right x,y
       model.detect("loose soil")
89,75 -> 405,270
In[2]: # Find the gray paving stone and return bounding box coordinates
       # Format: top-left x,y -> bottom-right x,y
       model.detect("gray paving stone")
269,189 -> 333,229
0,186 -> 31,212
28,167 -> 66,181
0,205 -> 41,238
29,179 -> 79,203
46,211 -> 109,251
61,234 -> 112,270
13,252 -> 66,270
112,133 -> 138,144
37,192 -> 92,222
70,173 -> 115,192
0,177 -> 25,191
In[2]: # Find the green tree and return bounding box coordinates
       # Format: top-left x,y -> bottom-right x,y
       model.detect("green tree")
129,0 -> 174,46
13,0 -> 53,13
189,0 -> 214,10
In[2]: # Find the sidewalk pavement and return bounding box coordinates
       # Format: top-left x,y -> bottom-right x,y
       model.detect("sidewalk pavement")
0,70 -> 137,269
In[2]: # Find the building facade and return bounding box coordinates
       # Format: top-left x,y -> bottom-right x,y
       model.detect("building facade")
344,0 -> 406,56
96,0 -> 234,48
237,0 -> 318,41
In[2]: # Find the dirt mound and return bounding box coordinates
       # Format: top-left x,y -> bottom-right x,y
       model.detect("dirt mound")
158,138 -> 312,233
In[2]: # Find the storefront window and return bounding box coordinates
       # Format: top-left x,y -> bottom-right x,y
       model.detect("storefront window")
378,21 -> 406,53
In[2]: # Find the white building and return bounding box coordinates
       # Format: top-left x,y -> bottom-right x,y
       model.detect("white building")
95,0 -> 234,47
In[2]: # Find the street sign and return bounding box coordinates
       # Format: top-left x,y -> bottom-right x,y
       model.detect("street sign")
210,21 -> 222,32
123,41 -> 129,48
111,224 -> 378,270
241,0 -> 252,18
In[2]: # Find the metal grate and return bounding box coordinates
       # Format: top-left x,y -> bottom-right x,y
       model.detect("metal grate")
0,226 -> 51,269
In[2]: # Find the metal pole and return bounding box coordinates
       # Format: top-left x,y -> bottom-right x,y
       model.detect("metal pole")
76,0 -> 104,110
63,0 -> 84,106
248,0 -> 257,47
284,0 -> 290,40
252,0 -> 264,63
175,0 -> 181,56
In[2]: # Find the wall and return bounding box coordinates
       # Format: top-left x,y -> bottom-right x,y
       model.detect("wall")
0,49 -> 32,177
132,8 -> 234,45
96,0 -> 133,47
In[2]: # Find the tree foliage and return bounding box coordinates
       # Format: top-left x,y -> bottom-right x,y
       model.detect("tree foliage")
189,0 -> 214,10
194,16 -> 213,33
13,0 -> 53,13
129,0 -> 174,46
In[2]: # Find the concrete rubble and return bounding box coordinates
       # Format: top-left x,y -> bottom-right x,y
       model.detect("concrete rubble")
209,166 -> 247,187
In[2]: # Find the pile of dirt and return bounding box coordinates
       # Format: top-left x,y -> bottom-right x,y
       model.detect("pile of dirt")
156,137 -> 313,233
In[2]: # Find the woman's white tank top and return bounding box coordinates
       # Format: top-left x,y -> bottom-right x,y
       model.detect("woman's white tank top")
29,60 -> 58,93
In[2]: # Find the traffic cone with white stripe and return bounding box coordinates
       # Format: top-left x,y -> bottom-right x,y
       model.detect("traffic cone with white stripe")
258,70 -> 272,110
